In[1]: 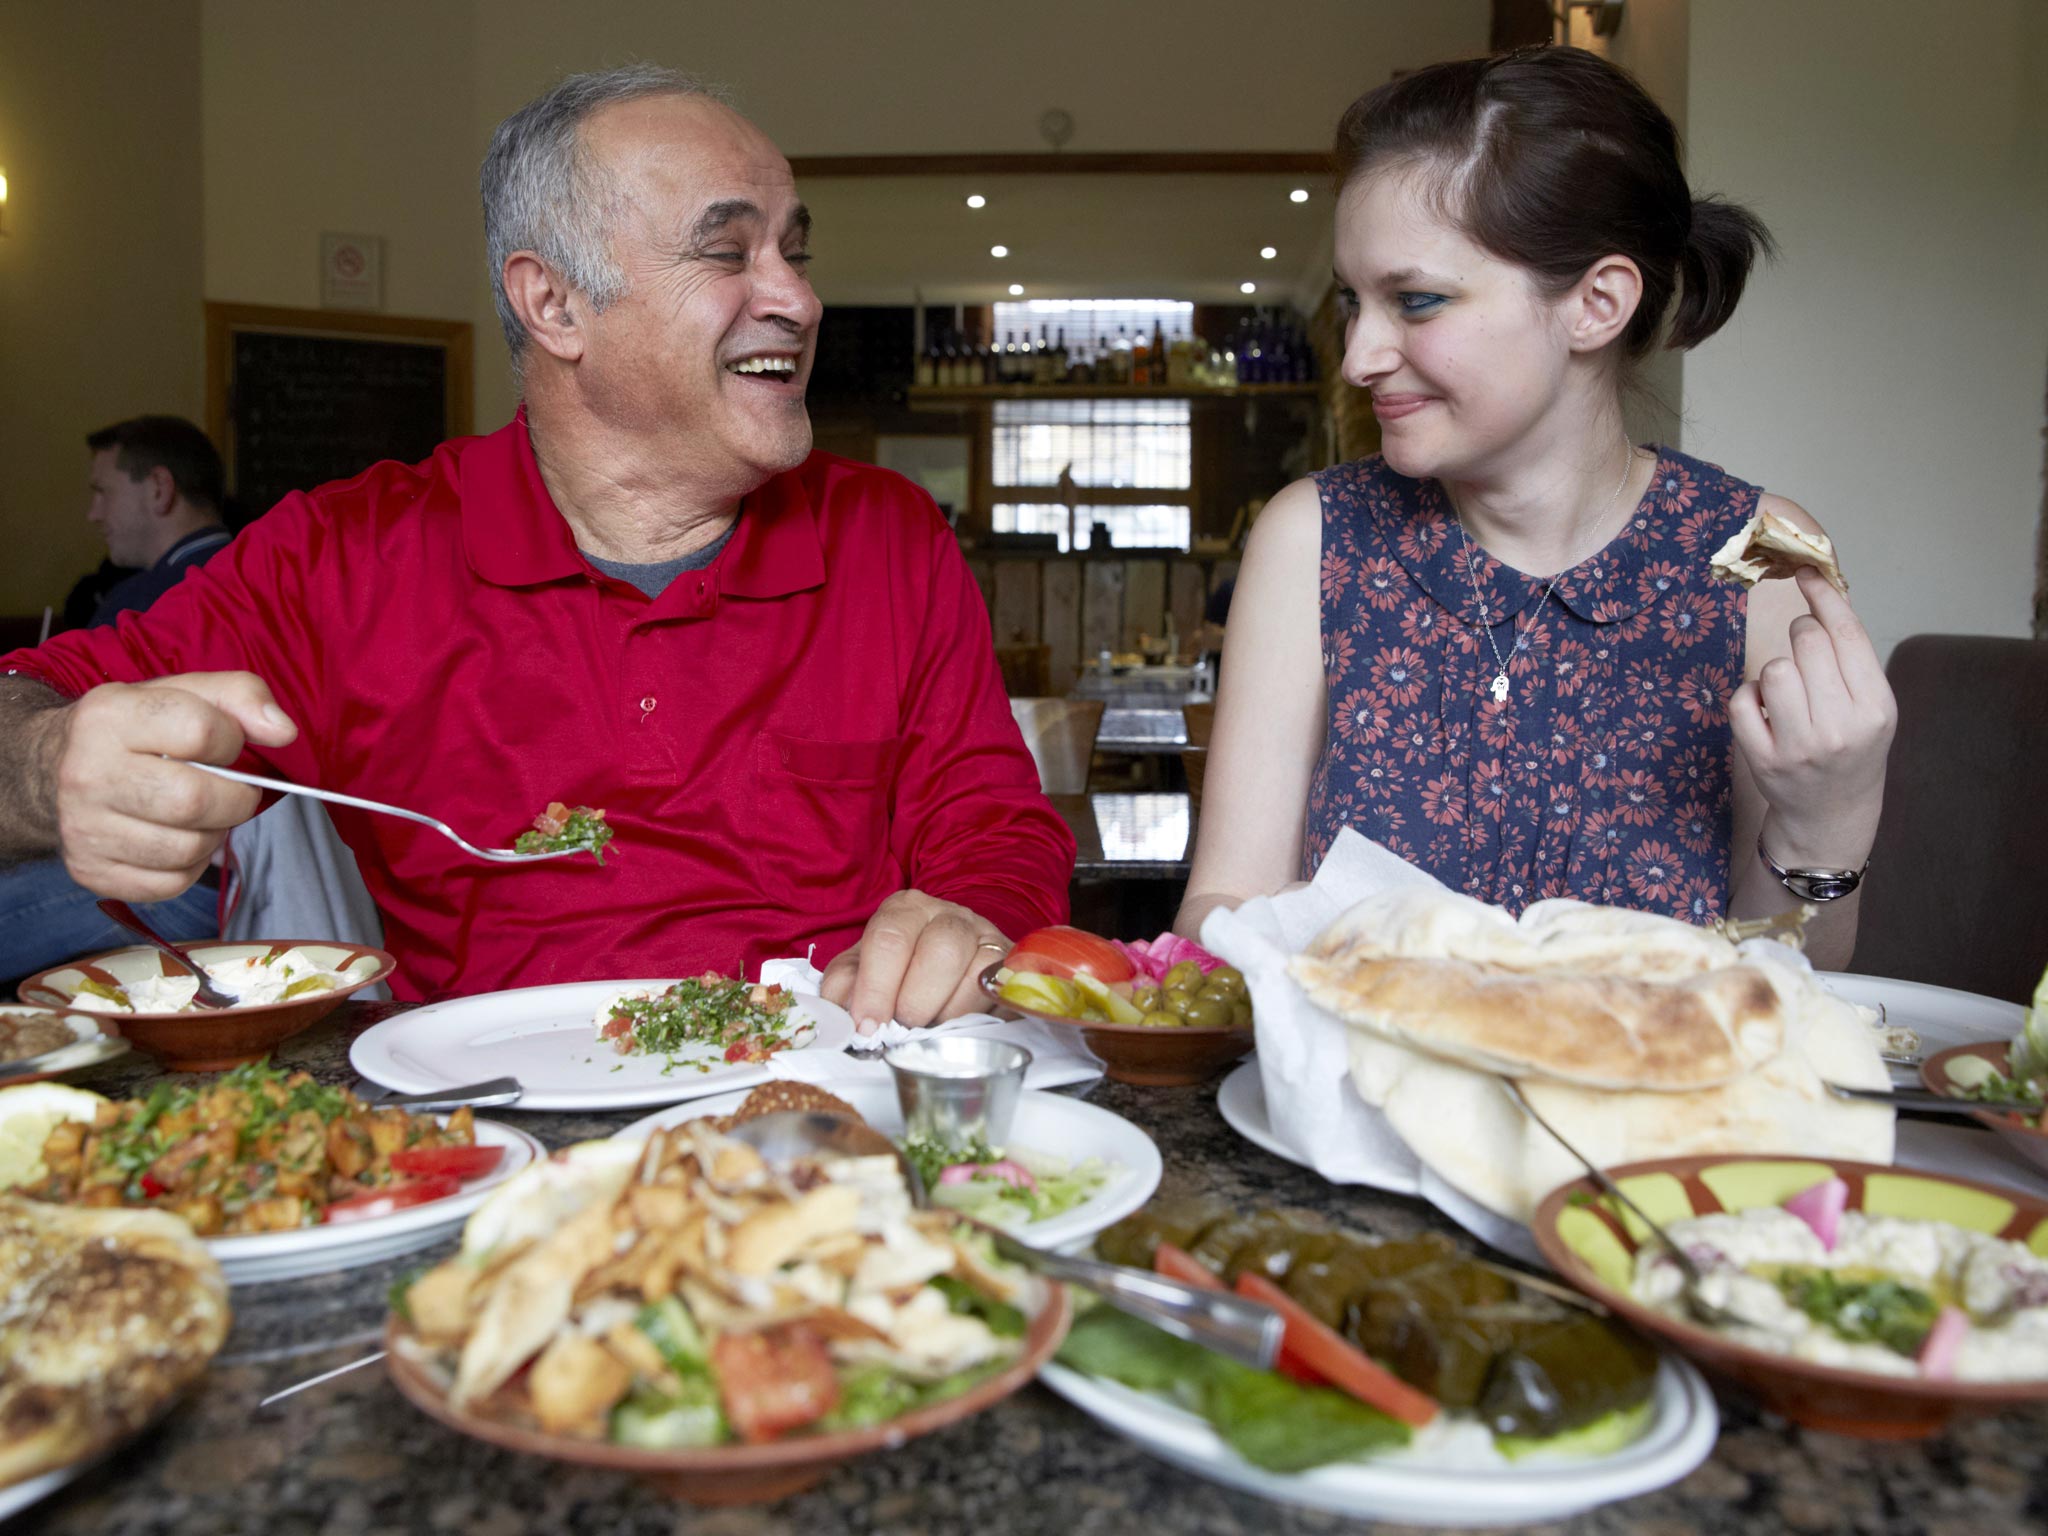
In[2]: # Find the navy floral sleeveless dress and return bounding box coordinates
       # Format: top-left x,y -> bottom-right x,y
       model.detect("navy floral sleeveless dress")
1304,448 -> 1760,923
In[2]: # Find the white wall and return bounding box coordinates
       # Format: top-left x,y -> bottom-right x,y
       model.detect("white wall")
1682,0 -> 2047,656
0,2 -> 205,612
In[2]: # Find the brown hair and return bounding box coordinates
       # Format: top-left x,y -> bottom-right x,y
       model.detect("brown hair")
1333,46 -> 1772,357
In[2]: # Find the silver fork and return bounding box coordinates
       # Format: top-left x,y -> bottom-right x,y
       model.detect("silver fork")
183,762 -> 582,863
1500,1078 -> 1758,1330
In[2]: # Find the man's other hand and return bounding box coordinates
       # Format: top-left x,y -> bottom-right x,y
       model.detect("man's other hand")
818,889 -> 1009,1033
42,672 -> 297,900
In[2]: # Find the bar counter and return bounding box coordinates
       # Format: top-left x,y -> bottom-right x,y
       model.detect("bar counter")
26,1002 -> 2047,1536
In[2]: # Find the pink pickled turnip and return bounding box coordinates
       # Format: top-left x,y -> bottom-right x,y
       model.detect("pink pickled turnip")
938,1160 -> 1038,1191
1917,1306 -> 1969,1378
1783,1177 -> 1849,1251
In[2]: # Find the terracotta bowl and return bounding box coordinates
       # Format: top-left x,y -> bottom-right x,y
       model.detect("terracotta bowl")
1532,1154 -> 2048,1440
977,965 -> 1253,1087
18,940 -> 396,1072
0,1005 -> 129,1086
1921,1042 -> 2048,1177
383,1282 -> 1071,1506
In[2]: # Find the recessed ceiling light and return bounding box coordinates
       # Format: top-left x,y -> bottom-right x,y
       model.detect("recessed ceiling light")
1289,188 -> 1310,203
1008,283 -> 1024,296
990,244 -> 1009,258
1240,281 -> 1257,295
966,194 -> 987,209
1260,246 -> 1277,260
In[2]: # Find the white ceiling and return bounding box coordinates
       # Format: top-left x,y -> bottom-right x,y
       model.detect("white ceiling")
798,172 -> 1338,312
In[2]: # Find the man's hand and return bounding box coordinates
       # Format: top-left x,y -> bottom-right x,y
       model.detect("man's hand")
41,672 -> 298,900
818,889 -> 1009,1033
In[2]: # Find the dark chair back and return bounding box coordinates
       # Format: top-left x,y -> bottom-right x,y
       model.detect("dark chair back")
1846,635 -> 2048,1003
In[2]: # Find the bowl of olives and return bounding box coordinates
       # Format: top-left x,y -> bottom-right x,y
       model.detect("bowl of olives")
979,927 -> 1256,1087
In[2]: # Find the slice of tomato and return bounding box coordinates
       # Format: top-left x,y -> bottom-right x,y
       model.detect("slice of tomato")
1004,926 -> 1136,983
322,1174 -> 461,1224
1233,1271 -> 1439,1425
389,1144 -> 504,1181
711,1325 -> 841,1442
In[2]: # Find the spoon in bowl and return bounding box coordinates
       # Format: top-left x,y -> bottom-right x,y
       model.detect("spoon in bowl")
724,1110 -> 1285,1370
95,899 -> 239,1008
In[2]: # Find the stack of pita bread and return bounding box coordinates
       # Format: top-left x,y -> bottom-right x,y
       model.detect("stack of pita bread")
1288,890 -> 1894,1223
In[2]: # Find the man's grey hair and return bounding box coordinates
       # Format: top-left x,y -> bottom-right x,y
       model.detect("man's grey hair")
481,63 -> 729,375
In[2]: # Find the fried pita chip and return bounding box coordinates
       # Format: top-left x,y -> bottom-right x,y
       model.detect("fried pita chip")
1710,509 -> 1849,594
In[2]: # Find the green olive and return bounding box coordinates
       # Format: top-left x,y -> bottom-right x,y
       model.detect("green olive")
1179,996 -> 1232,1029
1130,984 -> 1163,1011
1140,1010 -> 1184,1029
1230,1001 -> 1253,1029
1203,966 -> 1247,999
1164,960 -> 1206,991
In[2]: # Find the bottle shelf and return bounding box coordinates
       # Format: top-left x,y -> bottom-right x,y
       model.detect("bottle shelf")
907,383 -> 1320,403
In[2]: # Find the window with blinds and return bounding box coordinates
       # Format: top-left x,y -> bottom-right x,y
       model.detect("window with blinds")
990,395 -> 1193,552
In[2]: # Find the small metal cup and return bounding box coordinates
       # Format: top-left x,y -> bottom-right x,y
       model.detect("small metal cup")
883,1036 -> 1032,1149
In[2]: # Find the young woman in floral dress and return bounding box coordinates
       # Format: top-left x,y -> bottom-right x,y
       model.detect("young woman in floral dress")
1177,47 -> 1894,969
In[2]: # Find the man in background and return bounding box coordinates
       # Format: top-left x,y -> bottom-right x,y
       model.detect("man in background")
0,418 -> 232,978
83,416 -> 232,625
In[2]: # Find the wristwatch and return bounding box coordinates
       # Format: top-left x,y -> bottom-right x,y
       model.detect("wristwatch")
1757,839 -> 1868,902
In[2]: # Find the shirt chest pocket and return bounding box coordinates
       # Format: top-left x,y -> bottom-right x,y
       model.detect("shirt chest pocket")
749,731 -> 901,907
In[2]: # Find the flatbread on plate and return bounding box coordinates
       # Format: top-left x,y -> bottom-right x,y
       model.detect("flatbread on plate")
0,1198 -> 229,1488
1291,892 -> 1782,1091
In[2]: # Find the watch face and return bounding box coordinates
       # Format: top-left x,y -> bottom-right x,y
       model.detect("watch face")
1791,873 -> 1859,902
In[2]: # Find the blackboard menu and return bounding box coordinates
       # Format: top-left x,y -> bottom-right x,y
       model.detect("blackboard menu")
227,330 -> 451,525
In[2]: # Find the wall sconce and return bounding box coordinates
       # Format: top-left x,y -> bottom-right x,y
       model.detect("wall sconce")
0,170 -> 9,237
1556,0 -> 1625,37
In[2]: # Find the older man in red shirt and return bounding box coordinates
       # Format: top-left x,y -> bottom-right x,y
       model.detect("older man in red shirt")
0,65 -> 1073,1025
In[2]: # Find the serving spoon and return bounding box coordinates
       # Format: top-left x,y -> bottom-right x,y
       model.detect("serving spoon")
95,898 -> 239,1008
1499,1078 -> 1761,1331
725,1109 -> 1286,1370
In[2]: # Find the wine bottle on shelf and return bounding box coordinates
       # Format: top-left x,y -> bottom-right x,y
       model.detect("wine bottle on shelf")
1112,326 -> 1133,386
1131,325 -> 1151,387
1150,319 -> 1168,387
915,338 -> 936,389
977,337 -> 994,385
1053,327 -> 1070,384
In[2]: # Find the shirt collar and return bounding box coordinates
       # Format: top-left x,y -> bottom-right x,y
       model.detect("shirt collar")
461,408 -> 825,599
1376,455 -> 1661,626
156,525 -> 230,571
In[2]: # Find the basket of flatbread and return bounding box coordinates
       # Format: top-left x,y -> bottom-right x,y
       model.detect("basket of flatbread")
1288,890 -> 1894,1223
0,1197 -> 229,1490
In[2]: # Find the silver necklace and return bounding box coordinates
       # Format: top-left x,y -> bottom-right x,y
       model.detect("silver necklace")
1451,441 -> 1637,704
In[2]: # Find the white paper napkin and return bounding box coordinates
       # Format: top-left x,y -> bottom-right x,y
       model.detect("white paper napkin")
758,957 -> 1105,1092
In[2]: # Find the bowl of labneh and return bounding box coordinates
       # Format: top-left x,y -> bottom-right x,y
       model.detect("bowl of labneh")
1533,1153 -> 2048,1438
19,940 -> 395,1071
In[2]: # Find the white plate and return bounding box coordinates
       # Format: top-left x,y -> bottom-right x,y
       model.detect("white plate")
350,981 -> 857,1111
1814,970 -> 2025,1055
0,1461 -> 85,1522
614,1081 -> 1162,1251
208,1118 -> 543,1284
1039,1356 -> 1717,1528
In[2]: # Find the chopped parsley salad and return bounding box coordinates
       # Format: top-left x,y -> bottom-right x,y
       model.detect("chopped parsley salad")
24,1060 -> 497,1235
595,976 -> 815,1071
899,1132 -> 1114,1230
514,802 -> 615,863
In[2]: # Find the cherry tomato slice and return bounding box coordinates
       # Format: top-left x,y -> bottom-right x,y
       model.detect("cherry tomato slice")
388,1144 -> 505,1181
1004,926 -> 1136,983
322,1174 -> 461,1224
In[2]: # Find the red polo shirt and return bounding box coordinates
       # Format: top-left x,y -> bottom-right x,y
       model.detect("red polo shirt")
4,415 -> 1074,1001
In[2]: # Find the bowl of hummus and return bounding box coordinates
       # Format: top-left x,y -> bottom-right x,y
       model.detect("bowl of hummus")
19,941 -> 395,1072
1532,1154 -> 2048,1438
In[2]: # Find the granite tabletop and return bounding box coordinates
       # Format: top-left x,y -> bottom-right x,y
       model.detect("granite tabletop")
16,1003 -> 2047,1536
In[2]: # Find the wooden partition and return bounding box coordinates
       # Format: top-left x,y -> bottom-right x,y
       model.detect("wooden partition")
965,550 -> 1238,692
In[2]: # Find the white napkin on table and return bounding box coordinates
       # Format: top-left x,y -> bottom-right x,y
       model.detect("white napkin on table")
758,958 -> 1105,1092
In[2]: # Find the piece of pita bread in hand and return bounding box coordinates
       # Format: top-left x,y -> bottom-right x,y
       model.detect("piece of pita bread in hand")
1710,509 -> 1849,594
